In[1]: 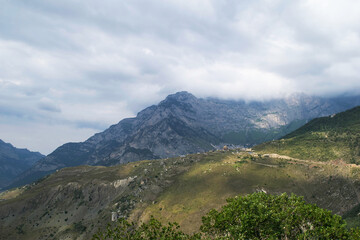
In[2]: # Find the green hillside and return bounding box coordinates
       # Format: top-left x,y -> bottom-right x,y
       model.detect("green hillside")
254,106 -> 360,163
2,150 -> 360,239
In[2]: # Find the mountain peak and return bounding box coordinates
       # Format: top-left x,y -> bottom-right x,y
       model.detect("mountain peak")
158,91 -> 198,111
165,91 -> 196,102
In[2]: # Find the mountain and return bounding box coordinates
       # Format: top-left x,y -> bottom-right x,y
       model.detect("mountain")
1,150 -> 360,239
7,91 -> 360,189
0,139 -> 44,190
254,106 -> 360,163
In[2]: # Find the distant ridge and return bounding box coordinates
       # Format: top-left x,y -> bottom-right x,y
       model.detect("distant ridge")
255,106 -> 360,163
7,92 -> 360,189
0,139 -> 44,189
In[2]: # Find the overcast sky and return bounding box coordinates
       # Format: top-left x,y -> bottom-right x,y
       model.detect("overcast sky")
1,0 -> 360,154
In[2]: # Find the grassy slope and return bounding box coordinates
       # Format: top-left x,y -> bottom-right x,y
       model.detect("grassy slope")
0,164 -> 138,240
254,106 -> 360,163
1,150 -> 360,239
137,152 -> 360,233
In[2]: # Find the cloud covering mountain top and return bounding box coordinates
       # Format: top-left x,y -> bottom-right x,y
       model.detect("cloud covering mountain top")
1,0 -> 360,153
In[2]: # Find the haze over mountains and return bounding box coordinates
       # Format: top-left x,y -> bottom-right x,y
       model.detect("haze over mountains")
6,91 -> 360,190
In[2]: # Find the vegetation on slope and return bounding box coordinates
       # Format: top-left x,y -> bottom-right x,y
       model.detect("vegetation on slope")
93,216 -> 196,240
2,150 -> 360,239
254,106 -> 360,163
94,192 -> 360,239
138,151 -> 360,233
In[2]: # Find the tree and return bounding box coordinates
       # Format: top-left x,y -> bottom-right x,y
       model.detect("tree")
200,192 -> 351,239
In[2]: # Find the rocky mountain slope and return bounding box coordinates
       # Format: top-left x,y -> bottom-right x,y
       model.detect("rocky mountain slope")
8,92 -> 360,189
0,139 -> 44,190
1,150 -> 360,239
255,106 -> 360,163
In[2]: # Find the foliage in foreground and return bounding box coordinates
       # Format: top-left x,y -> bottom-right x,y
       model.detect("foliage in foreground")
93,192 -> 360,240
201,193 -> 360,239
93,216 -> 199,240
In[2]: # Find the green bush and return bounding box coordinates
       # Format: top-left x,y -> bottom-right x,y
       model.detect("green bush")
201,192 -> 352,239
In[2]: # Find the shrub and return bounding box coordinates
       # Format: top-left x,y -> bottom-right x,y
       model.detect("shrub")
92,216 -> 196,240
201,192 -> 350,239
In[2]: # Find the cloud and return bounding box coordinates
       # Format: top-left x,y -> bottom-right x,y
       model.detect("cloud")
38,98 -> 61,113
0,0 -> 360,153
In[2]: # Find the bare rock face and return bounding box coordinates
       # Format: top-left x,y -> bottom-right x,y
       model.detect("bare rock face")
8,91 -> 360,189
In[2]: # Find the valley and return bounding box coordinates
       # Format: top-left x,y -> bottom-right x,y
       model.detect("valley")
1,149 -> 360,239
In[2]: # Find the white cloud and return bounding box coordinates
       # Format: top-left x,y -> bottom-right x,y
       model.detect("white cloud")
169,63 -> 295,101
0,0 -> 360,153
